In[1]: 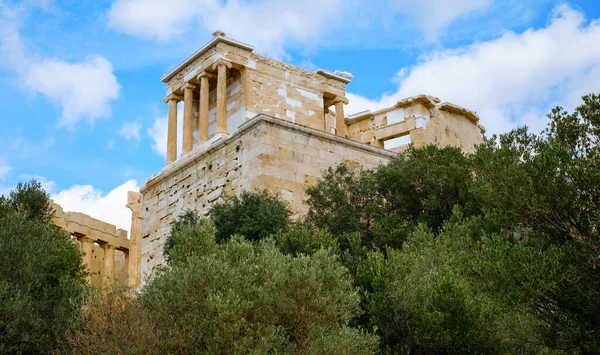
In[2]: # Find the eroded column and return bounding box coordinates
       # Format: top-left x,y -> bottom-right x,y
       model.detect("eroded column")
182,84 -> 196,154
165,94 -> 181,164
126,191 -> 142,288
334,97 -> 349,137
197,72 -> 213,143
101,244 -> 116,286
213,59 -> 232,135
79,236 -> 94,283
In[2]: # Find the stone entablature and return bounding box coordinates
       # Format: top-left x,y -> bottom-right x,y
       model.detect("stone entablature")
51,195 -> 142,288
140,115 -> 395,276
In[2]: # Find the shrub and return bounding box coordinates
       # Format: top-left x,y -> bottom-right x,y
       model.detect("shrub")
275,223 -> 338,256
71,223 -> 378,354
210,190 -> 291,243
0,182 -> 85,353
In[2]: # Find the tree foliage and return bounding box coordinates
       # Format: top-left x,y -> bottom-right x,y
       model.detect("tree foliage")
210,190 -> 291,243
0,181 -> 85,354
304,94 -> 600,353
72,221 -> 378,354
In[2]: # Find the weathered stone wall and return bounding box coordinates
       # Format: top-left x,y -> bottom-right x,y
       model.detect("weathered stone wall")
140,115 -> 394,278
347,96 -> 484,153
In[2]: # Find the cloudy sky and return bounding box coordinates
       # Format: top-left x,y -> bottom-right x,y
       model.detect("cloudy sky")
1,0 -> 599,231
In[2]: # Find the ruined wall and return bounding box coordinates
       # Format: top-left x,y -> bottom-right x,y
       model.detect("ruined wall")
51,202 -> 130,286
347,97 -> 484,153
140,115 -> 394,277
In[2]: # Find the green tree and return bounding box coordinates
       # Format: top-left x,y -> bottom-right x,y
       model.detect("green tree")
71,222 -> 379,354
275,223 -> 338,257
210,190 -> 291,243
0,180 -> 54,222
306,146 -> 476,251
0,181 -> 86,354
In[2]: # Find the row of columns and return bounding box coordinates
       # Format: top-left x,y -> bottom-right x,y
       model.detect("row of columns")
78,237 -> 117,285
165,59 -> 232,164
76,191 -> 143,288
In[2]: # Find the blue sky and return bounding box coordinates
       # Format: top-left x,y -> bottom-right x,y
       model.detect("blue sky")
1,0 -> 599,230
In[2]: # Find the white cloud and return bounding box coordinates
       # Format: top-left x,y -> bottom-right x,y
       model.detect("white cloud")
0,3 -> 120,129
24,56 -> 120,129
347,5 -> 600,135
119,121 -> 142,142
107,0 -> 342,57
393,0 -> 491,41
0,165 -> 11,180
108,0 -> 208,42
148,102 -> 183,158
52,179 -> 139,231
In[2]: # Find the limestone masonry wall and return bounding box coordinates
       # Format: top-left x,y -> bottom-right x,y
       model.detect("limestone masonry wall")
140,115 -> 395,278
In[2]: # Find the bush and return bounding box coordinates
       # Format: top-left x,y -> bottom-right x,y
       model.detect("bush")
163,209 -> 207,263
275,223 -> 338,256
0,182 -> 85,353
71,222 -> 379,354
210,190 -> 291,243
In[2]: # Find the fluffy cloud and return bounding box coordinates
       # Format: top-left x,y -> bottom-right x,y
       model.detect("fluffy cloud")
107,0 -> 207,41
107,0 -> 341,57
119,121 -> 142,142
0,2 -> 120,129
393,0 -> 491,41
347,5 -> 600,135
24,56 -> 120,129
52,179 -> 139,231
148,103 -> 183,158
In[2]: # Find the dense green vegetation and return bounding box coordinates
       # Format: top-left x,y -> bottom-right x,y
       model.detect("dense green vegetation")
3,94 -> 600,354
0,181 -> 86,353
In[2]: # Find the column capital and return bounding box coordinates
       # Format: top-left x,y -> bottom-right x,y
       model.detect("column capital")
332,97 -> 349,105
77,235 -> 94,243
182,82 -> 197,91
163,93 -> 182,103
101,243 -> 116,250
212,58 -> 232,71
197,71 -> 216,80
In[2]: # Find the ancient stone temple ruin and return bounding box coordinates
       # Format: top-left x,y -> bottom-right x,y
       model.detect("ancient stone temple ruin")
139,31 -> 485,278
51,191 -> 142,288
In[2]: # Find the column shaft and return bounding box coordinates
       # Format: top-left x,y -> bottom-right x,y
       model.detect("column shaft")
167,98 -> 178,164
335,100 -> 347,137
216,64 -> 228,134
80,237 -> 94,284
102,245 -> 115,286
126,191 -> 142,288
183,85 -> 195,154
199,75 -> 210,142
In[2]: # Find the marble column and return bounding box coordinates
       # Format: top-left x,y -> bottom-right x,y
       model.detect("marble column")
126,191 -> 142,288
101,244 -> 115,286
182,84 -> 196,154
197,72 -> 213,143
213,59 -> 232,135
334,97 -> 349,137
79,236 -> 94,284
165,94 -> 181,164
